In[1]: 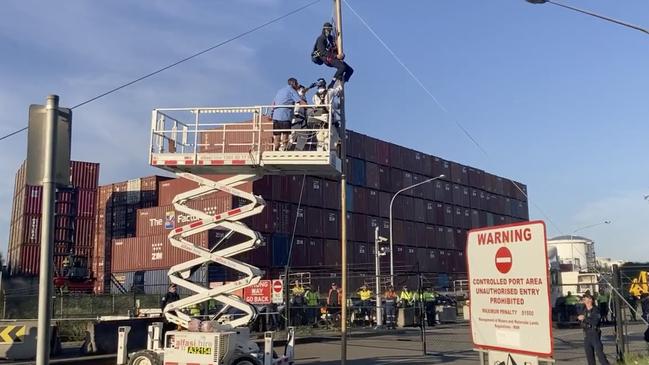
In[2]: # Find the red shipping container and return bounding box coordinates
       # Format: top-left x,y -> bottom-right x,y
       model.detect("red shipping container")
287,175 -> 304,203
413,199 -> 425,223
378,166 -> 390,192
136,196 -> 239,236
424,201 -> 436,224
322,180 -> 340,210
376,140 -> 390,166
304,177 -> 323,207
389,144 -> 403,169
352,242 -> 369,266
402,172 -> 413,194
390,168 -> 403,192
351,214 -> 365,242
307,238 -> 324,266
404,221 -> 416,246
76,218 -> 95,246
141,175 -> 172,191
364,136 -> 379,164
324,240 -> 342,266
410,174 -> 424,198
402,148 -> 417,173
158,175 -> 243,206
414,223 -> 426,247
70,161 -> 100,190
323,210 -> 340,239
423,225 -> 436,248
446,228 -> 456,249
393,220 -> 405,245
393,245 -> 406,266
18,244 -> 41,276
24,186 -> 43,214
378,191 -> 391,219
366,216 -> 380,243
405,246 -> 417,268
306,207 -> 323,237
352,187 -> 368,214
484,173 -> 495,193
290,237 -> 308,267
294,206 -> 307,236
365,189 -> 379,216
76,189 -> 97,217
453,206 -> 463,228
365,162 -> 380,190
111,233 -> 210,272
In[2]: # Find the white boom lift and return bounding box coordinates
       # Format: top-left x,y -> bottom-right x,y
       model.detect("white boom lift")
119,100 -> 342,365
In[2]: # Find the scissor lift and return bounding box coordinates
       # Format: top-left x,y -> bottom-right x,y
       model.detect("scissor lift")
122,103 -> 342,365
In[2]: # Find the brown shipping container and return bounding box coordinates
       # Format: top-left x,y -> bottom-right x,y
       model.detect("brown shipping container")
307,238 -> 324,267
365,162 -> 380,190
70,161 -> 100,189
322,180 -> 340,210
24,186 -> 43,215
324,240 -> 342,266
306,207 -> 323,237
376,140 -> 390,166
389,144 -> 403,169
323,210 -> 340,239
136,196 -> 239,236
304,177 -> 323,207
364,136 -> 379,164
158,176 -> 247,206
111,232 -> 210,272
378,166 -> 390,192
291,237 -> 308,267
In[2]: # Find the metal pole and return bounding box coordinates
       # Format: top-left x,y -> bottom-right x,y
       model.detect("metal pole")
334,0 -> 347,363
36,94 -> 59,365
418,271 -> 426,356
375,227 -> 383,327
389,175 -> 445,286
612,264 -> 625,362
389,198 -> 395,287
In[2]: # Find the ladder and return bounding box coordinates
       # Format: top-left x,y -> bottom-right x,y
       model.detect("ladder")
161,173 -> 266,329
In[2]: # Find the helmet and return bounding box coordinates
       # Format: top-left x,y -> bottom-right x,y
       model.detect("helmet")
323,22 -> 333,29
316,78 -> 327,88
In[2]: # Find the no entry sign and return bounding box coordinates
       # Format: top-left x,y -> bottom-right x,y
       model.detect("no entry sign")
467,221 -> 553,358
271,279 -> 284,304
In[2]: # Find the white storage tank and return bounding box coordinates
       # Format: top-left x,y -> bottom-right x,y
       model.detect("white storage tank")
547,235 -> 596,271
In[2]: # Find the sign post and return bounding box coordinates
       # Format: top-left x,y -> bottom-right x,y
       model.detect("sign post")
466,221 -> 553,362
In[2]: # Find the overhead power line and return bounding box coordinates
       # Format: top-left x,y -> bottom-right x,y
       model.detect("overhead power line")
343,0 -> 565,235
0,0 -> 321,141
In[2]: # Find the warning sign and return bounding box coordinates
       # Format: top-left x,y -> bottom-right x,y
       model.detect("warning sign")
243,280 -> 271,305
467,221 -> 552,357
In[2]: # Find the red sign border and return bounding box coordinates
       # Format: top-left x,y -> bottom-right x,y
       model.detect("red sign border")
466,220 -> 554,358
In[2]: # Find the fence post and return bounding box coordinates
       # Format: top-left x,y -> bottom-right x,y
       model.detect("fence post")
112,294 -> 116,314
612,264 -> 625,362
2,292 -> 5,319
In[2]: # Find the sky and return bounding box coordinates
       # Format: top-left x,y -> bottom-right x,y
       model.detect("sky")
1,0 -> 649,262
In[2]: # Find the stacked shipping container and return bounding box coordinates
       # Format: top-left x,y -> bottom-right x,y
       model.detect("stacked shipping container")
98,130 -> 528,293
92,175 -> 172,293
7,161 -> 100,276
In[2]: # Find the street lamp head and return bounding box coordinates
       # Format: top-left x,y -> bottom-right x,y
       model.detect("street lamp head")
604,220 -> 611,224
526,0 -> 548,4
438,174 -> 445,179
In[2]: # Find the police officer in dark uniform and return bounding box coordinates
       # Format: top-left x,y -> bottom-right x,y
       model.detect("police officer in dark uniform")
578,291 -> 610,365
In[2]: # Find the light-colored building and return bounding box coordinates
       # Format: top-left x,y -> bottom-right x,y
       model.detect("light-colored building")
547,235 -> 596,272
596,257 -> 625,270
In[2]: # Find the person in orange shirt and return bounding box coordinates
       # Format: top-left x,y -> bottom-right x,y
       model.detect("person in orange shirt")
384,285 -> 398,329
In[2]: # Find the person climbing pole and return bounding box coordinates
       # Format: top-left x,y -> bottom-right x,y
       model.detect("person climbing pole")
312,22 -> 353,88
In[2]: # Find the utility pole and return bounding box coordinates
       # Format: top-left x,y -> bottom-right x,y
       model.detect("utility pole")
333,0 -> 347,363
374,227 -> 387,327
35,95 -> 59,365
612,264 -> 625,362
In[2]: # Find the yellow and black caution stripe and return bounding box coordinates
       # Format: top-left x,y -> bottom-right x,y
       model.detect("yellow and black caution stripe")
0,325 -> 25,343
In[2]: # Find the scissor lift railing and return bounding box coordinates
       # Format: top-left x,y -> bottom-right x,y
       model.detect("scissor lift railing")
149,104 -> 342,176
153,103 -> 342,330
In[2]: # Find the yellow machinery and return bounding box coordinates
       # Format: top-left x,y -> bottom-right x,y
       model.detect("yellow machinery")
629,271 -> 648,297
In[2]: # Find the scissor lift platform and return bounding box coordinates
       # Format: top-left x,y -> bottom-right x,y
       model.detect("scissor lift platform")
149,105 -> 343,176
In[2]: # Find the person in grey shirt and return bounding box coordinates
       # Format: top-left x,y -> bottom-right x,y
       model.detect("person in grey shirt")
271,78 -> 305,151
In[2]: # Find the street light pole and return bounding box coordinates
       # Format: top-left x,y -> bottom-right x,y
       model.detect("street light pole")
389,174 -> 445,286
568,220 -> 611,271
526,0 -> 649,36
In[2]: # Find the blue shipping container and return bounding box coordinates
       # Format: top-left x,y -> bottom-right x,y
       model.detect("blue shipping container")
111,266 -> 207,295
271,234 -> 290,267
